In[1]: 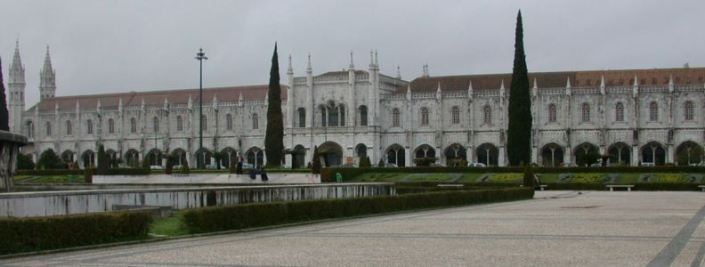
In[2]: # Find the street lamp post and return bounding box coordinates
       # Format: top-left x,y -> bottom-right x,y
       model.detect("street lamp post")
195,48 -> 208,169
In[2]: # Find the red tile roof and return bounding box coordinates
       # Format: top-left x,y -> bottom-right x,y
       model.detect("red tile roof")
403,67 -> 705,93
31,85 -> 287,112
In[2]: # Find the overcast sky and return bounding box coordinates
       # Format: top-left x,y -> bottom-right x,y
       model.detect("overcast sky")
1,0 -> 704,107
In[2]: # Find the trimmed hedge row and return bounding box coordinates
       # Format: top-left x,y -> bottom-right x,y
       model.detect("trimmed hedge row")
321,166 -> 705,182
182,187 -> 534,234
18,168 -> 151,177
0,211 -> 152,255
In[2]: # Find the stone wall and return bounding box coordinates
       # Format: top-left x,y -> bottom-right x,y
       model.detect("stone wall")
0,183 -> 395,217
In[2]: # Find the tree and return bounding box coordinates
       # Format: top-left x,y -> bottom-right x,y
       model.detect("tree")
311,146 -> 321,174
38,149 -> 63,169
97,145 -> 107,174
265,43 -> 284,167
213,151 -> 223,169
17,154 -> 35,170
523,165 -> 535,188
165,155 -> 174,174
0,57 -> 9,131
507,10 -> 532,166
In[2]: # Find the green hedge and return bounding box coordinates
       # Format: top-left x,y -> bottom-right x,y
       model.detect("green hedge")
182,187 -> 534,234
0,210 -> 152,255
321,166 -> 705,182
18,168 -> 151,177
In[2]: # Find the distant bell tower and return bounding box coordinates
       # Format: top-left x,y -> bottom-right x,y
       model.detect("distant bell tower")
8,40 -> 26,134
39,46 -> 56,100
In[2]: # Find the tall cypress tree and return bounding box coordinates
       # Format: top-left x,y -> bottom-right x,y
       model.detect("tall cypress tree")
507,10 -> 532,166
0,57 -> 9,131
265,43 -> 284,167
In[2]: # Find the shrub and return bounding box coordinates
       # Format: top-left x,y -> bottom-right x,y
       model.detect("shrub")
17,154 -> 35,170
414,157 -> 437,167
142,158 -> 151,170
83,168 -> 93,183
182,187 -> 533,233
181,159 -> 190,174
377,159 -> 384,167
38,149 -> 64,170
523,166 -> 534,187
96,145 -> 108,175
0,210 -> 152,255
359,156 -> 371,168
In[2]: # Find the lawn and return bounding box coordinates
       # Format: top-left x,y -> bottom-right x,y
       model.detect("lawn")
150,212 -> 189,237
14,175 -> 86,184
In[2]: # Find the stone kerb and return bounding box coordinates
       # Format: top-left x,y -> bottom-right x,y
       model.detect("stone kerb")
0,130 -> 27,192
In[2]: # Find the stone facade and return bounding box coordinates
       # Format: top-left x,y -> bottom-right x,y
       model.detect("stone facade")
9,45 -> 705,168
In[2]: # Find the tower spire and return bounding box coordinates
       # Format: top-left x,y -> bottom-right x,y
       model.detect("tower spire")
286,54 -> 293,75
349,50 -> 354,70
40,45 -> 56,100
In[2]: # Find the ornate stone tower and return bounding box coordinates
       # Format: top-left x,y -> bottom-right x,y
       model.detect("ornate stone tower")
39,46 -> 56,100
8,40 -> 26,134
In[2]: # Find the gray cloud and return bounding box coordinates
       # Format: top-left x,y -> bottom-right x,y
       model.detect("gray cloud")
1,0 -> 703,107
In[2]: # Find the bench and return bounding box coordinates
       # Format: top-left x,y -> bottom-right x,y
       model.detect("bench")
437,184 -> 464,188
538,185 -> 548,191
606,185 -> 634,192
699,185 -> 705,192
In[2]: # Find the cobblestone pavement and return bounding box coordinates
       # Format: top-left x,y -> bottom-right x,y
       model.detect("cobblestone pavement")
3,191 -> 705,267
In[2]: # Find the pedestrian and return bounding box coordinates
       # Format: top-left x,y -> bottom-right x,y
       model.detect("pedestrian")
236,161 -> 243,174
249,167 -> 256,180
260,167 -> 268,182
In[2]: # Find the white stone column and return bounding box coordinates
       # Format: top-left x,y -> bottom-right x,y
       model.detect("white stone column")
404,148 -> 411,167
498,147 -> 506,167
632,146 -> 640,166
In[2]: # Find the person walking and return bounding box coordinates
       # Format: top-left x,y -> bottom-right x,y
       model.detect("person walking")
249,167 -> 256,180
260,167 -> 268,182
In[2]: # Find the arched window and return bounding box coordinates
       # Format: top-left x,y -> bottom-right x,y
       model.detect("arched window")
26,121 -> 34,138
548,104 -> 557,123
320,106 -> 327,127
483,105 -> 492,124
616,102 -> 624,122
66,120 -> 72,135
86,119 -> 93,134
420,107 -> 429,126
45,122 -> 51,136
201,115 -> 207,130
649,101 -> 658,121
339,105 -> 345,126
392,108 -> 401,127
684,101 -> 694,121
581,103 -> 590,122
176,116 -> 183,131
130,117 -> 137,133
451,106 -> 460,124
226,114 -> 233,130
297,108 -> 305,128
153,117 -> 159,133
108,118 -> 115,134
252,113 -> 259,129
359,106 -> 368,126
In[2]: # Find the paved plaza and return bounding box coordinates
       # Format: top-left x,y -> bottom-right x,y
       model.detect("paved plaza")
3,191 -> 705,266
